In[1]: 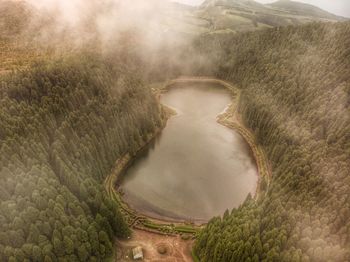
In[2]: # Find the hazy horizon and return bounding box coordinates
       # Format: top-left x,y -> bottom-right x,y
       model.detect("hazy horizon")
174,0 -> 350,18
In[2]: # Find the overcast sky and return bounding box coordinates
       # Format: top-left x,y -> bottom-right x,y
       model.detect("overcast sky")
174,0 -> 350,18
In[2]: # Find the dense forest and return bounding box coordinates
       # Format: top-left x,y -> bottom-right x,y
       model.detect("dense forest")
194,22 -> 350,261
0,55 -> 163,261
1,0 -> 350,260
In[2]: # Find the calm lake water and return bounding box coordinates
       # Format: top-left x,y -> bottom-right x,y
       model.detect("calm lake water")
118,84 -> 258,222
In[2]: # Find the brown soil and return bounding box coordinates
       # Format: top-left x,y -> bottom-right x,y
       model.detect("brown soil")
115,229 -> 194,262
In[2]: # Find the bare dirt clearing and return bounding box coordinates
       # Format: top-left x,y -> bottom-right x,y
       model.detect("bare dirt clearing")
115,229 -> 194,262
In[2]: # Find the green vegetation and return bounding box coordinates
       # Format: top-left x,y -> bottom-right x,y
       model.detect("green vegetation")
216,84 -> 271,196
174,225 -> 199,234
1,0 -> 350,261
194,21 -> 350,261
196,0 -> 344,34
267,0 -> 344,20
192,249 -> 201,262
0,54 -> 163,261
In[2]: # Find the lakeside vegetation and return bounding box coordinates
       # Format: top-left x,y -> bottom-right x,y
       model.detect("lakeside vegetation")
0,55 -> 163,261
105,78 -> 269,238
103,115 -> 201,237
193,21 -> 350,261
1,0 -> 349,261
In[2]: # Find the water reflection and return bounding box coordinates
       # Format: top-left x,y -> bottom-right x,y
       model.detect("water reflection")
119,84 -> 258,222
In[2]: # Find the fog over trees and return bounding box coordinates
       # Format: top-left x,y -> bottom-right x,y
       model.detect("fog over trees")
0,55 -> 163,260
0,0 -> 349,261
193,21 -> 350,261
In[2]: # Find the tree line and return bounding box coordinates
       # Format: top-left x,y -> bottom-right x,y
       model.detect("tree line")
193,21 -> 350,262
0,54 -> 163,261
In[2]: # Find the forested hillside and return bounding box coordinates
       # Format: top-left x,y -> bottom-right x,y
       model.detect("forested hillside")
197,0 -> 344,34
194,22 -> 350,261
0,55 -> 163,261
1,0 -> 350,261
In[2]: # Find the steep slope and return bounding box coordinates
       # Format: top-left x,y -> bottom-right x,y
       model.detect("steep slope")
193,21 -> 350,261
0,55 -> 164,261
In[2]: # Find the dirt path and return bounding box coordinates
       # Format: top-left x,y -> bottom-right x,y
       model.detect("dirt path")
115,229 -> 194,262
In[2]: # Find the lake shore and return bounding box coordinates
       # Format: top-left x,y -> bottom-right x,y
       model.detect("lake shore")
106,77 -> 271,234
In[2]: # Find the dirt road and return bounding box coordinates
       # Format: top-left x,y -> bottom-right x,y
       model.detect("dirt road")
115,229 -> 194,262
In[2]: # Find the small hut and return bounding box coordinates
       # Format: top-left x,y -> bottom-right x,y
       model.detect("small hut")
132,246 -> 143,260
